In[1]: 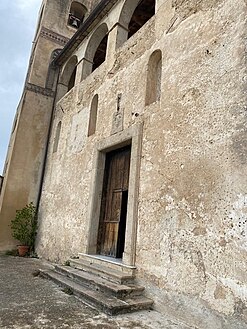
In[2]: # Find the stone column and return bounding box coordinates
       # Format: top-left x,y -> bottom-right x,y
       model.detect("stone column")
75,60 -> 83,86
81,57 -> 94,81
106,22 -> 129,61
56,82 -> 68,102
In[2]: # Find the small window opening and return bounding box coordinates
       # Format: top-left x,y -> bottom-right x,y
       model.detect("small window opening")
128,0 -> 155,39
145,50 -> 162,105
68,2 -> 87,29
88,94 -> 99,136
92,35 -> 108,72
53,121 -> 62,153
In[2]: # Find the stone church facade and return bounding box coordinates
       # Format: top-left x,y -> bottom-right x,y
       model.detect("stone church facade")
1,0 -> 247,326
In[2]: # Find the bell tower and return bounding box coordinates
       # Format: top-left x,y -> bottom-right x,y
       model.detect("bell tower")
0,0 -> 90,251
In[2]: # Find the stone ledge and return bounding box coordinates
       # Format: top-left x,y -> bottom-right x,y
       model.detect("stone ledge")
25,83 -> 55,98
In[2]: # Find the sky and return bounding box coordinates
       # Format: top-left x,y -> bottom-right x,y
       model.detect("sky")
0,0 -> 42,174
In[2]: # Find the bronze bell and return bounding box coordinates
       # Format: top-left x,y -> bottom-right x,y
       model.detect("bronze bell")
71,18 -> 79,28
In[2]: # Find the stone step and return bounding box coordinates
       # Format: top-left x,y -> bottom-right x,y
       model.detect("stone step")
55,265 -> 144,298
70,258 -> 134,285
78,253 -> 136,276
40,269 -> 153,315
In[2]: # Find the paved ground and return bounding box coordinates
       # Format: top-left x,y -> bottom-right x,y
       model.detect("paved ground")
0,256 -> 192,329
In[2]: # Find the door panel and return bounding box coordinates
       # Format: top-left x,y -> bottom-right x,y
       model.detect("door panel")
98,145 -> 131,258
110,190 -> 122,222
102,222 -> 119,257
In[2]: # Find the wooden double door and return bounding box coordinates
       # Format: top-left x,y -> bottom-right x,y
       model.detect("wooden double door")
98,145 -> 131,258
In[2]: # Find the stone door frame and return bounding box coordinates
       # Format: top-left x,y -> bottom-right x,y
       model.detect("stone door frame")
86,123 -> 143,266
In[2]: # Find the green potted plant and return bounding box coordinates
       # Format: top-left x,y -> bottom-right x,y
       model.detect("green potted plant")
11,202 -> 37,256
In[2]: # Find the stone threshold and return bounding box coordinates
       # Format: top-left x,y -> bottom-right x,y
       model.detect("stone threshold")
78,253 -> 136,271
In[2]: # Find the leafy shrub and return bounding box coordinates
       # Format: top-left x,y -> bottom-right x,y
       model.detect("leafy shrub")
11,203 -> 37,250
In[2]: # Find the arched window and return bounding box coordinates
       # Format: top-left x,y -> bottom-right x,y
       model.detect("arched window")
117,0 -> 155,47
92,35 -> 108,72
128,0 -> 155,39
145,50 -> 162,106
68,2 -> 87,29
88,94 -> 99,136
46,49 -> 62,90
53,121 -> 62,153
58,55 -> 78,99
82,23 -> 109,80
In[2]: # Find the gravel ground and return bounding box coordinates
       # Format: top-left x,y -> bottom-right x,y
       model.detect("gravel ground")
0,256 -> 192,329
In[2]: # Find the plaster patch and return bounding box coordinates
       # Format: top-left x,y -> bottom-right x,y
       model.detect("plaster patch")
68,108 -> 89,154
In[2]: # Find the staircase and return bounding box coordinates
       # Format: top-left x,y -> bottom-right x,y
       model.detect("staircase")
40,253 -> 153,315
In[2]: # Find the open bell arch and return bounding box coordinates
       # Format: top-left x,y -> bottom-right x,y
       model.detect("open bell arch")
81,23 -> 109,80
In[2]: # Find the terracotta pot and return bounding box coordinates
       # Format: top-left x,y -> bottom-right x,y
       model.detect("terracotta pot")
17,245 -> 29,257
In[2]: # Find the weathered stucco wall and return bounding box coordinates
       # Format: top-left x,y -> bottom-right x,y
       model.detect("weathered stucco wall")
37,0 -> 247,324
